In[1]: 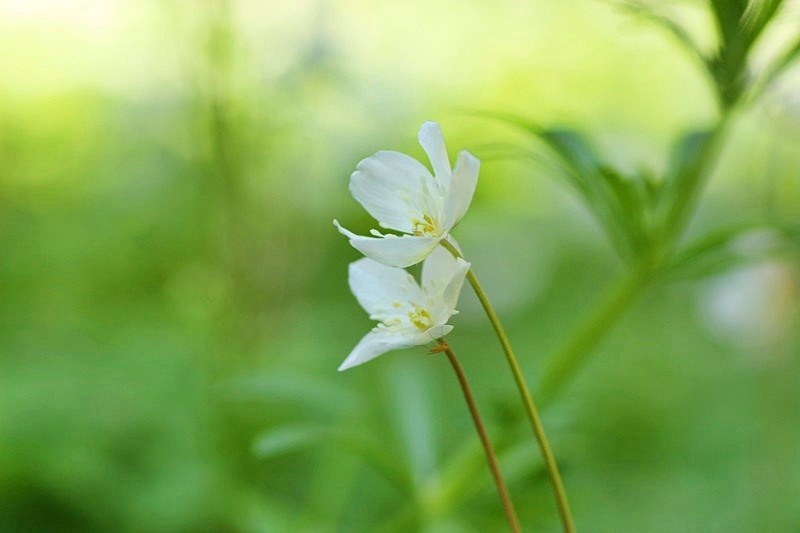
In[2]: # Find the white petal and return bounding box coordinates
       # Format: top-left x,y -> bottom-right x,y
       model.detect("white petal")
350,150 -> 432,233
338,329 -> 409,371
348,257 -> 422,317
334,220 -> 439,268
409,324 -> 454,346
445,150 -> 480,230
441,258 -> 471,313
422,246 -> 470,322
418,121 -> 452,191
421,244 -> 461,290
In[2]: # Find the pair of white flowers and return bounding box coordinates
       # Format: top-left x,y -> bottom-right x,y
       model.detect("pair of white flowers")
335,122 -> 480,370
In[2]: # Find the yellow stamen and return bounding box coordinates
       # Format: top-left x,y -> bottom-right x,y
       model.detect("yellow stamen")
412,214 -> 437,236
409,305 -> 432,330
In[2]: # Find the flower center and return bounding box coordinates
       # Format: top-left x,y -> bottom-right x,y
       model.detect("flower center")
408,305 -> 433,330
411,214 -> 438,236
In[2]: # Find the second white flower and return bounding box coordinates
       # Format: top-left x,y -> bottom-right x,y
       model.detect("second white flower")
338,245 -> 471,371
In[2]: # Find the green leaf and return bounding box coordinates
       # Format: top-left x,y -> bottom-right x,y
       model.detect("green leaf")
708,0 -> 786,106
659,130 -> 713,219
539,129 -> 601,177
537,130 -> 648,259
474,110 -> 659,261
385,359 -> 438,490
666,130 -> 712,182
742,0 -> 785,46
665,222 -> 800,281
252,424 -> 416,492
667,130 -> 710,174
710,0 -> 748,46
709,0 -> 748,106
252,425 -> 327,458
598,166 -> 650,249
618,1 -> 709,70
750,34 -> 800,102
467,112 -> 597,208
224,371 -> 361,416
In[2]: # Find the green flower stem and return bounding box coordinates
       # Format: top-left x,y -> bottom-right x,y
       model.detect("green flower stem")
440,239 -> 575,533
437,340 -> 521,533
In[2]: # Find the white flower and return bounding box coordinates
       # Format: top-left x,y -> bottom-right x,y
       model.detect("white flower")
334,121 -> 480,268
339,245 -> 471,371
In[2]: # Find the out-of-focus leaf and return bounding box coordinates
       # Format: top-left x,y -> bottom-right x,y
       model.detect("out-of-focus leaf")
252,425 -> 327,458
709,0 -> 747,105
618,1 -> 709,70
708,0 -> 787,106
775,36 -> 800,73
253,424 -> 415,493
665,222 -> 800,281
599,167 -> 649,243
385,359 -> 438,492
742,0 -> 785,46
658,130 -> 713,224
474,110 -> 662,261
710,0 -> 748,45
537,130 -> 650,260
468,111 -> 598,186
539,129 -> 601,178
224,371 -> 361,416
621,0 -> 777,108
750,35 -> 800,102
665,131 -> 713,184
606,166 -> 663,253
635,170 -> 662,211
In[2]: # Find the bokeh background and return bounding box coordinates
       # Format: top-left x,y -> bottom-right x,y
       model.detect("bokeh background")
1,0 -> 799,531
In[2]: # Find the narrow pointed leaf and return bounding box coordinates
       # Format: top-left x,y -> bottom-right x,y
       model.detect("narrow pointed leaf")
659,130 -> 713,218
618,1 -> 709,70
666,222 -> 800,280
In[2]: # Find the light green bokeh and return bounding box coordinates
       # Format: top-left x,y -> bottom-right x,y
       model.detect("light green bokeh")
1,1 -> 799,531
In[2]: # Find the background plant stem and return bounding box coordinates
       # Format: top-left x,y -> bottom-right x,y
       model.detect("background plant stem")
538,264 -> 650,407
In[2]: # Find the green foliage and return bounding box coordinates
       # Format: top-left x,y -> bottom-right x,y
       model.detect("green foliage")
1,0 -> 799,531
625,0 -> 796,108
666,221 -> 800,280
481,0 -> 800,280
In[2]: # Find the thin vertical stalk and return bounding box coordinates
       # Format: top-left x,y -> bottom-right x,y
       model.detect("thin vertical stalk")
436,340 -> 521,533
440,239 -> 575,533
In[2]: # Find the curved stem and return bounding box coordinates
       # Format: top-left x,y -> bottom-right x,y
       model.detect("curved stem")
436,340 -> 521,533
440,239 -> 575,533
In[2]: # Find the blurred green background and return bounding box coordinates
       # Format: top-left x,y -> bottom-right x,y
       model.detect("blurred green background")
1,0 -> 799,531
